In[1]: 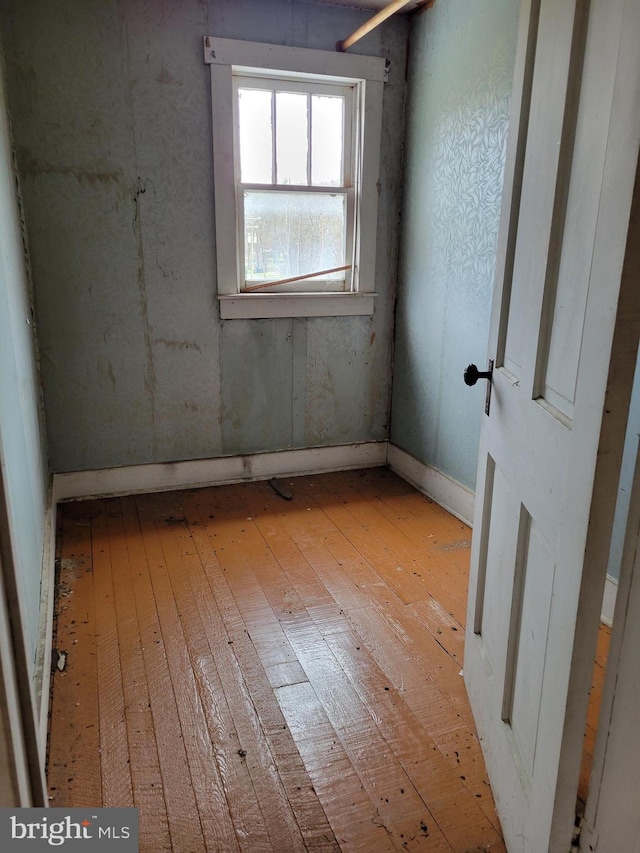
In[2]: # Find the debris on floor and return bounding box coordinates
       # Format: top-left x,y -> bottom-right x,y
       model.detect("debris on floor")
269,477 -> 293,500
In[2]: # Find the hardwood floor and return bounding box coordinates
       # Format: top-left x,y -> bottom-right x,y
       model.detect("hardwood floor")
48,467 -> 506,851
578,620 -> 611,806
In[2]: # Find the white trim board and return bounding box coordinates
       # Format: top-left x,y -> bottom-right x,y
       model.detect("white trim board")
387,444 -> 475,527
54,442 -> 387,502
55,441 -> 474,517
218,293 -> 375,319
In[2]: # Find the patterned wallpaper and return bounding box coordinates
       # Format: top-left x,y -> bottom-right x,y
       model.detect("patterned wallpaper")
429,50 -> 514,310
390,0 -> 520,491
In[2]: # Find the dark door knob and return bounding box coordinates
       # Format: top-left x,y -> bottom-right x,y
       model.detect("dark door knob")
464,359 -> 494,414
464,363 -> 492,386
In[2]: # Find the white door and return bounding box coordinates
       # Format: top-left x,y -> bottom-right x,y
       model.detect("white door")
464,0 -> 640,849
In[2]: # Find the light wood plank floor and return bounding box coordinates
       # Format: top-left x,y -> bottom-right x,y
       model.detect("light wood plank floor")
48,468 -> 506,851
578,620 -> 611,806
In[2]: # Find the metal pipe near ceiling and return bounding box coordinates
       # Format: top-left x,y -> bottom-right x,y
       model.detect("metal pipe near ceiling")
336,0 -> 415,52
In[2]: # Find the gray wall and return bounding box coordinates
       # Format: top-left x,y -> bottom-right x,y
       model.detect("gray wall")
0,46 -> 48,666
390,0 -> 519,490
1,0 -> 407,473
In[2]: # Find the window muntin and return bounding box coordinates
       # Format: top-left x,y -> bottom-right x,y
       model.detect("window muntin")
233,74 -> 356,294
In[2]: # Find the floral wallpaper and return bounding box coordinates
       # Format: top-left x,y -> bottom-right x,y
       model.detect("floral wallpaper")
390,0 -> 520,490
429,51 -> 514,310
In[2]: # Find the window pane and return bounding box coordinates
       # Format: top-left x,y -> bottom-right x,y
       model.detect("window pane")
238,88 -> 272,183
276,92 -> 308,186
244,191 -> 346,285
311,95 -> 344,187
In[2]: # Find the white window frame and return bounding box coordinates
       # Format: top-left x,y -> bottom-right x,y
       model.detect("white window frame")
204,37 -> 387,320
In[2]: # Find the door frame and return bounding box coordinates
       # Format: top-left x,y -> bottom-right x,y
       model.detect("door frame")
550,76 -> 640,846
579,163 -> 640,850
0,539 -> 35,805
0,468 -> 47,806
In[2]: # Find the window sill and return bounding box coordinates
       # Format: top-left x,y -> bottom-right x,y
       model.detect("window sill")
218,292 -> 375,319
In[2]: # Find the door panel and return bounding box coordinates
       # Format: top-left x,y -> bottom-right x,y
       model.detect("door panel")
502,0 -> 584,386
542,0 -> 626,422
476,463 -> 513,652
464,0 -> 640,848
508,517 -> 554,778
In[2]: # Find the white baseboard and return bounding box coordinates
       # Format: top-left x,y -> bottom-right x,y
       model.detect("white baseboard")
53,442 -> 388,502
33,478 -> 57,772
601,574 -> 618,627
387,444 -> 475,527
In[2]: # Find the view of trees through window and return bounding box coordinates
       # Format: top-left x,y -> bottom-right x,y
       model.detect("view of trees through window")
244,191 -> 346,286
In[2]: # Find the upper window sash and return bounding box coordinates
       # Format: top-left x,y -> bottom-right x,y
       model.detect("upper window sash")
233,75 -> 352,97
232,76 -> 355,189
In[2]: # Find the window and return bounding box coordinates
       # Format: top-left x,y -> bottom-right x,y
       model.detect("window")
236,76 -> 354,294
204,38 -> 387,319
